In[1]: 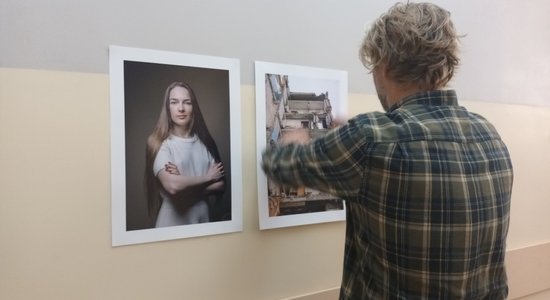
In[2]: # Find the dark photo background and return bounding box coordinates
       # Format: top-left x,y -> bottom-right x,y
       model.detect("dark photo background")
123,61 -> 232,230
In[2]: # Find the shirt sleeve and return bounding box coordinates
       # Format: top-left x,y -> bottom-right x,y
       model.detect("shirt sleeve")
261,118 -> 366,200
153,142 -> 171,177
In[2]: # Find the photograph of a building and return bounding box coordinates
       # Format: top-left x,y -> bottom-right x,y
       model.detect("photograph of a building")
264,73 -> 344,217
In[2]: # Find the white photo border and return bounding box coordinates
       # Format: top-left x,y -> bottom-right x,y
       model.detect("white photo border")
110,46 -> 242,246
255,61 -> 348,230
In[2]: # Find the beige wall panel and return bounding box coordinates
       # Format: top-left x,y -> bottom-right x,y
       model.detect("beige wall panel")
0,68 -> 344,300
507,243 -> 550,299
1,68 -> 549,299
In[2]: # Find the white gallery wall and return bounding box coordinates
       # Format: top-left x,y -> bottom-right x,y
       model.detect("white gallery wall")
1,0 -> 549,106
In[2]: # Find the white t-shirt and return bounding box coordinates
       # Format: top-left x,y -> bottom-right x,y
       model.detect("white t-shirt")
153,134 -> 216,227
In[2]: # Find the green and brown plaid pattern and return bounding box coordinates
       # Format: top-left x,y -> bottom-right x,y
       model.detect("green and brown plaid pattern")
262,90 -> 513,299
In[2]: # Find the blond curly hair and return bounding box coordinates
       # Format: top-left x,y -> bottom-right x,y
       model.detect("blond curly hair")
360,2 -> 461,89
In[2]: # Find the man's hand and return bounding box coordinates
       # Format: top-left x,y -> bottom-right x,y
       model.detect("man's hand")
330,116 -> 348,128
279,129 -> 310,145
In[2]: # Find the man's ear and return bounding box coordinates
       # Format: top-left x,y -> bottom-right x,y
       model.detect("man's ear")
378,63 -> 390,80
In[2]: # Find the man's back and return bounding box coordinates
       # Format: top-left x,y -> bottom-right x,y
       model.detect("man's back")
340,90 -> 513,299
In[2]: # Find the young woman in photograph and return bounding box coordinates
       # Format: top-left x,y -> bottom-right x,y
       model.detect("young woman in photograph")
145,82 -> 225,228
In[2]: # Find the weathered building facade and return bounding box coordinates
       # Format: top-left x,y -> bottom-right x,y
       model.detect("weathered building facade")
264,74 -> 344,216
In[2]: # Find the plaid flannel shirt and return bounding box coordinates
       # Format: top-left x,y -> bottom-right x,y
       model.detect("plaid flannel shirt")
261,90 -> 513,299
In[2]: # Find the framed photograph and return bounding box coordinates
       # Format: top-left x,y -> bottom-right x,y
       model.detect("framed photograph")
110,46 -> 242,246
255,61 -> 348,230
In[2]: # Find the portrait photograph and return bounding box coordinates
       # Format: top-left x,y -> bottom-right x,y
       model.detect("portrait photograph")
255,61 -> 348,230
110,46 -> 242,246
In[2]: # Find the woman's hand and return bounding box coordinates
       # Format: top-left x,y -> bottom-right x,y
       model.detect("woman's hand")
158,162 -> 224,197
164,161 -> 223,183
164,162 -> 180,175
206,162 -> 224,182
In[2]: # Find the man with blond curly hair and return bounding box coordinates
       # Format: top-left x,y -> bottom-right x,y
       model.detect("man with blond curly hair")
262,2 -> 513,299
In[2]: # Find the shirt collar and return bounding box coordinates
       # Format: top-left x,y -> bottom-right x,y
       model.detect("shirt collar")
387,89 -> 458,113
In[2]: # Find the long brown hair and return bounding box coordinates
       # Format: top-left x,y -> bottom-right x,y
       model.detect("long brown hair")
145,82 -> 222,219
